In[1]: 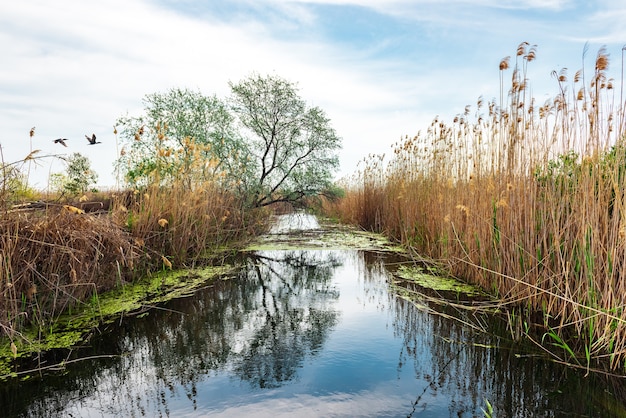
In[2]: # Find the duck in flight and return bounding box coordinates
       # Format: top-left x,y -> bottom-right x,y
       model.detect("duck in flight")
54,138 -> 69,147
85,133 -> 101,145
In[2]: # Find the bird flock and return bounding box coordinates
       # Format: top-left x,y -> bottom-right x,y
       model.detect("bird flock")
46,131 -> 102,148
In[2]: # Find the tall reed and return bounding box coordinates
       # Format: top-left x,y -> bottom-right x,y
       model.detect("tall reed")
0,127 -> 267,342
326,43 -> 626,372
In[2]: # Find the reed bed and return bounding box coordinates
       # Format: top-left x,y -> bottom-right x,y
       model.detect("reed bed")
325,43 -> 626,372
0,206 -> 137,338
0,133 -> 267,343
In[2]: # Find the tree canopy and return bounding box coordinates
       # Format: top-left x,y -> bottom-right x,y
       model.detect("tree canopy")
229,74 -> 341,207
115,75 -> 342,208
51,153 -> 98,196
115,88 -> 249,189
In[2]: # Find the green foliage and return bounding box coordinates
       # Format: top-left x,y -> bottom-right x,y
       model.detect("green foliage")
322,184 -> 345,201
535,144 -> 626,189
230,73 -> 342,207
481,398 -> 494,418
115,87 -> 254,188
600,143 -> 626,174
492,199 -> 500,246
54,153 -> 98,196
534,144 -> 626,223
534,150 -> 582,191
542,327 -> 579,365
0,165 -> 37,204
115,76 -> 342,208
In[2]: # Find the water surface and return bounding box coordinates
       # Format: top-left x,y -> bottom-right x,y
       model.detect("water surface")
1,215 -> 624,417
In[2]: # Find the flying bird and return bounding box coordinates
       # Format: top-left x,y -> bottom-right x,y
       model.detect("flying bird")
54,138 -> 69,147
85,133 -> 101,145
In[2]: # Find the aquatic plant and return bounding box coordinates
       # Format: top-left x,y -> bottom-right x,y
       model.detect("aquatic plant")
324,43 -> 626,373
0,123 -> 268,352
481,398 -> 494,418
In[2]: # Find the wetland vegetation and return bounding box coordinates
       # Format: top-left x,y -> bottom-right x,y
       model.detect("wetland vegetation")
322,43 -> 626,377
3,213 -> 626,417
0,74 -> 340,377
2,42 -> 626,400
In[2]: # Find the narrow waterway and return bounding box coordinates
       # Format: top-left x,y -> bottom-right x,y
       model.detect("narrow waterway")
1,214 -> 624,417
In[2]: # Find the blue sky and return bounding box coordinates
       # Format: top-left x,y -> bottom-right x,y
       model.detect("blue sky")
1,0 -> 625,188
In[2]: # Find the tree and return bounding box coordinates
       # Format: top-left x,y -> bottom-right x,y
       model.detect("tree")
229,74 -> 342,207
115,88 -> 251,188
115,77 -> 342,208
52,153 -> 98,196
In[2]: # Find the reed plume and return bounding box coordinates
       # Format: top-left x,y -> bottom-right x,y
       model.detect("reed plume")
324,44 -> 626,372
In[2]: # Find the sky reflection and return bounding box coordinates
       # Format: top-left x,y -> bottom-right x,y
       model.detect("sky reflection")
3,243 -> 624,417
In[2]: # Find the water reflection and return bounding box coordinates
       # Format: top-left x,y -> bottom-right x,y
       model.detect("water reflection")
232,250 -> 341,389
269,212 -> 320,233
1,247 -> 624,417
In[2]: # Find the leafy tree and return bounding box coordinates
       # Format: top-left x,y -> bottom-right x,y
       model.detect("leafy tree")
229,73 -> 342,207
115,88 -> 251,188
115,77 -> 342,208
53,153 -> 98,196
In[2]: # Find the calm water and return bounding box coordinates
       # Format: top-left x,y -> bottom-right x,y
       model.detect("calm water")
1,215 -> 625,417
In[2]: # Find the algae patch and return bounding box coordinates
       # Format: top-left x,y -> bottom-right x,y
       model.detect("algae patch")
245,219 -> 405,253
0,264 -> 233,380
393,265 -> 486,297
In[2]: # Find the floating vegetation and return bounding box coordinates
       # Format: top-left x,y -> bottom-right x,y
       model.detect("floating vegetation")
245,215 -> 406,252
393,265 -> 486,297
0,264 -> 233,380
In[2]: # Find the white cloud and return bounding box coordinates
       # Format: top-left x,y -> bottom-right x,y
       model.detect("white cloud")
201,390 -> 409,418
1,0 -> 624,187
0,0 -> 433,186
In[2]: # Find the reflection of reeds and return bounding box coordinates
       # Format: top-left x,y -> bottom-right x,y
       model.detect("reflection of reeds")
325,43 -> 626,372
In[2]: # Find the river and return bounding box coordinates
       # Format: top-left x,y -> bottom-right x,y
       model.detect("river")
1,213 -> 624,417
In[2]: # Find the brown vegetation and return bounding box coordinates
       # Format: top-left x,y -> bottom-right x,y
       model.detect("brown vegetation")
0,205 -> 137,337
0,136 -> 269,343
324,43 -> 626,373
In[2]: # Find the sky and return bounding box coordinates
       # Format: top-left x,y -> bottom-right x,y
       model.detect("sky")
1,0 -> 626,189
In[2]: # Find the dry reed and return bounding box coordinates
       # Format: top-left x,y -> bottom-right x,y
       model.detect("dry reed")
0,206 -> 138,338
325,43 -> 626,372
0,129 -> 268,343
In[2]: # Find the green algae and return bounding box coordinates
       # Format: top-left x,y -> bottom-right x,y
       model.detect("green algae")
0,264 -> 233,380
245,220 -> 405,253
393,265 -> 486,297
37,331 -> 84,350
91,265 -> 232,318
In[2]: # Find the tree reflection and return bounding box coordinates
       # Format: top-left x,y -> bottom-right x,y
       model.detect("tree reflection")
3,249 -> 342,417
231,250 -> 341,388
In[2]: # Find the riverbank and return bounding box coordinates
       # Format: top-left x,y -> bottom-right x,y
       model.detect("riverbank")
0,209 -> 396,378
5,212 -> 624,417
323,167 -> 626,376
0,210 -> 458,379
319,43 -> 626,375
0,184 -> 270,378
